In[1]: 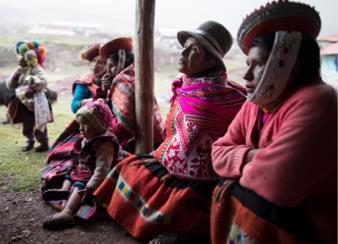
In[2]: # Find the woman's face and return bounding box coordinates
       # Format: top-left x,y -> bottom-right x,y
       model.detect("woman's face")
77,115 -> 97,139
243,46 -> 269,96
178,37 -> 210,77
90,56 -> 106,78
106,58 -> 117,76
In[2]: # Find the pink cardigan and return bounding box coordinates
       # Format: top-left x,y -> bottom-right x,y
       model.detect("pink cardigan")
212,82 -> 337,242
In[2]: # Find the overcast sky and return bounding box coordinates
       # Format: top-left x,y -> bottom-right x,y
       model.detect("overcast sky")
0,0 -> 337,36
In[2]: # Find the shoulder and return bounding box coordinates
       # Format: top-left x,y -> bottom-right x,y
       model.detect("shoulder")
286,82 -> 337,108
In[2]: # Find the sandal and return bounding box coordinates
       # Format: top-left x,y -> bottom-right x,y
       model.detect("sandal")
42,189 -> 70,201
42,214 -> 76,230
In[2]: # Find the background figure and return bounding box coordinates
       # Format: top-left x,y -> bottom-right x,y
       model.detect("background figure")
6,40 -> 53,152
71,43 -> 106,113
211,2 -> 337,243
42,100 -> 119,229
93,21 -> 246,243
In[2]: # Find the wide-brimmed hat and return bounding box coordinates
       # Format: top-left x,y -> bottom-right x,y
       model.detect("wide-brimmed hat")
237,0 -> 321,54
100,37 -> 133,60
177,20 -> 233,62
80,43 -> 100,62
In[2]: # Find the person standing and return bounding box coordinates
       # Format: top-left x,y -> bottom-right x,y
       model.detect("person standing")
6,41 -> 52,152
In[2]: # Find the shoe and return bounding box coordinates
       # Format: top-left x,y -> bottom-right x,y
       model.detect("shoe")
42,214 -> 76,230
21,141 -> 35,151
42,189 -> 70,201
35,143 -> 49,152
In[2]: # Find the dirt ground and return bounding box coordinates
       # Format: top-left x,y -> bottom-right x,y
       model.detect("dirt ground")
0,188 -> 141,244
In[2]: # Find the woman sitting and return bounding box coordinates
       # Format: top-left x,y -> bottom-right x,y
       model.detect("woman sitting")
210,1 -> 337,243
99,37 -> 165,152
93,21 -> 246,243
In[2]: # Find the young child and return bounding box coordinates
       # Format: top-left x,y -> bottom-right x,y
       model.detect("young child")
42,100 -> 119,229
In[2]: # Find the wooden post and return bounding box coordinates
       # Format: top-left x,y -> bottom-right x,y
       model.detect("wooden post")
134,0 -> 155,153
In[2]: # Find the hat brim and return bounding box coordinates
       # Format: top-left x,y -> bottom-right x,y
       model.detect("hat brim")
80,44 -> 100,62
100,37 -> 133,60
177,30 -> 226,64
237,1 -> 321,54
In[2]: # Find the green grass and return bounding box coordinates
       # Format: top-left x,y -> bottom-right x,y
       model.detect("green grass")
0,97 -> 74,191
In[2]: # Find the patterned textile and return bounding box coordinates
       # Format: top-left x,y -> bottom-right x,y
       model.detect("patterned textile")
109,64 -> 165,149
41,120 -> 83,190
94,155 -> 216,240
210,181 -> 318,244
153,74 -> 246,180
237,1 -> 321,55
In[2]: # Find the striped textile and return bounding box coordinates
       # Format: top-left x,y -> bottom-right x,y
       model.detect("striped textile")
94,155 -> 216,240
109,64 -> 165,150
210,181 -> 318,244
41,120 -> 82,190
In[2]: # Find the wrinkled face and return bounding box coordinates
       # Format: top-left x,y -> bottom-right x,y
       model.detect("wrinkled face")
243,46 -> 269,96
178,37 -> 210,77
77,115 -> 97,139
90,56 -> 106,78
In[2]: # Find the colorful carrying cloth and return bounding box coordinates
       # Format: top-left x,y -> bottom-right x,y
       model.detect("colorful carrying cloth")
210,181 -> 318,244
94,154 -> 216,240
153,74 -> 246,180
109,64 -> 165,151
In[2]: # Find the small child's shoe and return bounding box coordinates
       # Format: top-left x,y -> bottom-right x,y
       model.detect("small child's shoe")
42,189 -> 70,201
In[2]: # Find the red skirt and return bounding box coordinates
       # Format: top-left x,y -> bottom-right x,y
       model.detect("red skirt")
94,154 -> 216,240
210,181 -> 318,244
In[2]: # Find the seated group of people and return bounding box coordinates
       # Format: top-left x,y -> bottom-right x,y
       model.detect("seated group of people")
5,1 -> 337,243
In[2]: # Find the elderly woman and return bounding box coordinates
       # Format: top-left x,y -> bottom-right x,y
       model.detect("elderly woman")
71,43 -> 106,113
93,21 -> 246,243
210,1 -> 337,243
6,41 -> 52,152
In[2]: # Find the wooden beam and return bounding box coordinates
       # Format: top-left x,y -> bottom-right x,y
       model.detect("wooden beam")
134,0 -> 155,153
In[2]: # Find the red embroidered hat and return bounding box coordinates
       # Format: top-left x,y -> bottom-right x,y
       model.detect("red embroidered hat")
237,0 -> 321,54
80,43 -> 100,62
100,37 -> 133,60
